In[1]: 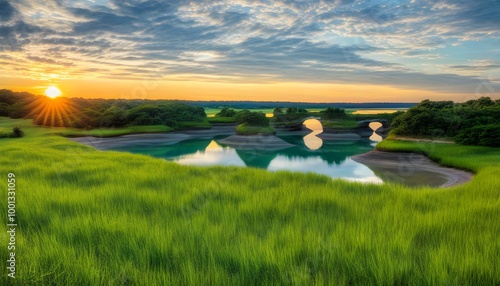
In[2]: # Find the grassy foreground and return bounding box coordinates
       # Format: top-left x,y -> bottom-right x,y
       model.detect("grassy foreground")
0,118 -> 499,285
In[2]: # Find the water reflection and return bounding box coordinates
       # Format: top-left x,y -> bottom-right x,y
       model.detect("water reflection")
303,119 -> 323,150
304,131 -> 323,150
105,125 -> 387,183
175,140 -> 246,166
369,122 -> 383,142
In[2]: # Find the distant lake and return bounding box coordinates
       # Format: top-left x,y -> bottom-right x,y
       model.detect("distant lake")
350,109 -> 407,114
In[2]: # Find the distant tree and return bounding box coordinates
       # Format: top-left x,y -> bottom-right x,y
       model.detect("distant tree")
321,107 -> 347,120
0,89 -> 18,105
273,107 -> 283,116
234,109 -> 251,123
419,99 -> 454,110
215,107 -> 236,117
0,102 -> 9,116
391,98 -> 500,145
7,102 -> 29,118
98,106 -> 129,127
235,110 -> 269,126
455,124 -> 500,147
475,97 -> 495,108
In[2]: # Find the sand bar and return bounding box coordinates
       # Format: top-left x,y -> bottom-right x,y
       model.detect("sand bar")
352,150 -> 473,187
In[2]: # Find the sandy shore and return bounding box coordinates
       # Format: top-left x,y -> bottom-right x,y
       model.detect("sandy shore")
69,125 -> 236,149
70,126 -> 297,150
352,150 -> 473,187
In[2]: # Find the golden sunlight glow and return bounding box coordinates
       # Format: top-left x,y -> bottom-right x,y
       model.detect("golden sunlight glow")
26,97 -> 78,127
45,86 -> 62,98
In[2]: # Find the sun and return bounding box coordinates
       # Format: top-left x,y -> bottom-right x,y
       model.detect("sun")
44,86 -> 62,98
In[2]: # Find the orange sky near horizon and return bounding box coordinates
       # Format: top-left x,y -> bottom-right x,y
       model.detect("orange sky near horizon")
1,1 -> 500,104
1,77 -> 488,103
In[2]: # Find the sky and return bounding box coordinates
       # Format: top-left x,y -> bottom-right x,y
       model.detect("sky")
0,0 -> 499,102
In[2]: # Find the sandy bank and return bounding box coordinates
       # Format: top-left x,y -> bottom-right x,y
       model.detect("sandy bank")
352,150 -> 473,187
69,125 -> 236,149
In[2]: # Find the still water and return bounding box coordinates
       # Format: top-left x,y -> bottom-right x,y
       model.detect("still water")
107,120 -> 388,184
110,136 -> 383,183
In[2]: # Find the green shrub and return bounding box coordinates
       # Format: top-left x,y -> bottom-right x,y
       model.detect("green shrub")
455,124 -> 500,147
0,127 -> 24,138
234,110 -> 269,126
236,124 -> 275,135
215,107 -> 237,117
320,107 -> 347,120
391,97 -> 500,144
11,127 -> 24,138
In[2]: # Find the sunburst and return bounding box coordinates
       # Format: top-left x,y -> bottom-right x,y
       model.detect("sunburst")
26,96 -> 79,127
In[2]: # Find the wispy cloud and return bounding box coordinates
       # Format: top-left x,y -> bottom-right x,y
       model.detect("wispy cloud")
1,0 -> 499,94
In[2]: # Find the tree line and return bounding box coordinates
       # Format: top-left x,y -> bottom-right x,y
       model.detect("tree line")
0,89 -> 207,129
391,97 -> 500,147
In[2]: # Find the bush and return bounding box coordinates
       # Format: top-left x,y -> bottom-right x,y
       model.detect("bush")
320,107 -> 347,120
0,127 -> 25,139
215,107 -> 236,117
391,98 -> 500,146
236,124 -> 275,135
12,127 -> 24,138
234,110 -> 269,126
455,124 -> 500,147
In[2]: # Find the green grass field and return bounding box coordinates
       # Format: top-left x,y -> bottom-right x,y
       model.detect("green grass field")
0,118 -> 175,138
0,117 -> 499,285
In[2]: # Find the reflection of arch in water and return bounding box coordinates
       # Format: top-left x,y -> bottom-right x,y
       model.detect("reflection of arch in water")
302,119 -> 324,150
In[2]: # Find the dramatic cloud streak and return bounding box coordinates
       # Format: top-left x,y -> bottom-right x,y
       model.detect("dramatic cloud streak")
1,0 -> 499,99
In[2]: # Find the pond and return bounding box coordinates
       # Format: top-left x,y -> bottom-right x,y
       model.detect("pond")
110,135 -> 383,184
71,120 -> 452,187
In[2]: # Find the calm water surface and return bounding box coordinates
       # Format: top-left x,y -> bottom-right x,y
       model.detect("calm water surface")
108,120 -> 389,184
98,120 -> 450,187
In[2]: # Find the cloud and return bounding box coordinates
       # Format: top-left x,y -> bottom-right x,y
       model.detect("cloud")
0,0 -> 16,22
1,0 -> 499,95
449,60 -> 500,71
